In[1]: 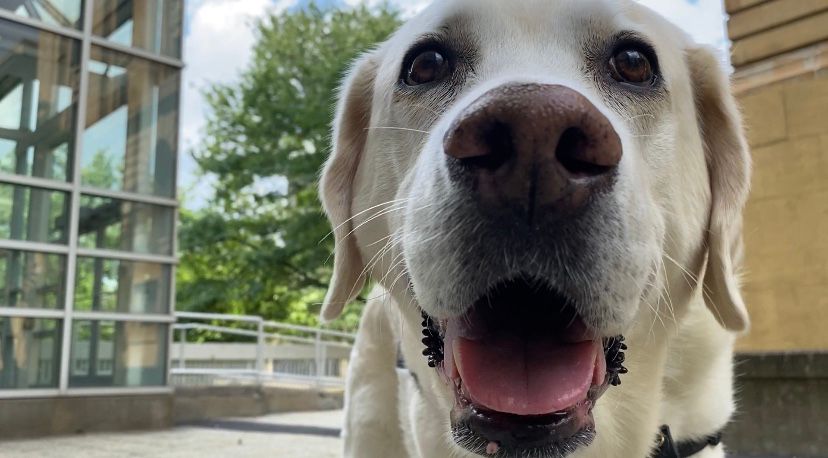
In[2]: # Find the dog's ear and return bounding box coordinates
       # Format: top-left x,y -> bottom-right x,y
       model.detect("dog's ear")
687,46 -> 752,332
319,54 -> 377,322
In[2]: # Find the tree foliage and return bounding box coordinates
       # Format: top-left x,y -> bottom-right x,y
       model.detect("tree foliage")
177,4 -> 401,331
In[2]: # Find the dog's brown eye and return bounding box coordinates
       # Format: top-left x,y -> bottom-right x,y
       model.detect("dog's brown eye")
405,50 -> 450,86
609,48 -> 654,85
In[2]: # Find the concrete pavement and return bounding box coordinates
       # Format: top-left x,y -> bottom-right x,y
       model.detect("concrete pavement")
0,410 -> 792,458
0,410 -> 344,458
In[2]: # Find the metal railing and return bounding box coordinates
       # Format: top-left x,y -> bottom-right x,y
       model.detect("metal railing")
171,312 -> 355,388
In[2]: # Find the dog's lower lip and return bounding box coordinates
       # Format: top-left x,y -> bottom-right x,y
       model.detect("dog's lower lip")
449,381 -> 600,456
445,360 -> 610,457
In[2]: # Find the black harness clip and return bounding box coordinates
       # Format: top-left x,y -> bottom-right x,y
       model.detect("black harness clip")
653,425 -> 723,458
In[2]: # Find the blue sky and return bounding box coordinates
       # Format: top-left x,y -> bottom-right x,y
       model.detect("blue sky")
179,0 -> 728,208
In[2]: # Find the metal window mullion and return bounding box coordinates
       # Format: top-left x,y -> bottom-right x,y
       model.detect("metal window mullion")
58,0 -> 95,394
0,307 -> 65,319
73,311 -> 175,323
76,248 -> 177,264
0,9 -> 84,40
166,30 -> 184,384
0,173 -> 74,193
89,36 -> 184,69
0,10 -> 183,70
0,239 -> 69,255
79,186 -> 178,207
166,205 -> 178,386
0,387 -> 173,399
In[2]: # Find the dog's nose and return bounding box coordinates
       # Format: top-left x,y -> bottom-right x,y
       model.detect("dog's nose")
443,83 -> 622,218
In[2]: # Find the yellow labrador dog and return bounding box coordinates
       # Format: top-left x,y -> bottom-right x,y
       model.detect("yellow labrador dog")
320,1 -> 751,457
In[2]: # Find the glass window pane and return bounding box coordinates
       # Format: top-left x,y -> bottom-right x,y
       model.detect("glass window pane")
78,195 -> 173,255
0,1 -> 83,30
69,320 -> 166,387
75,257 -> 170,314
92,0 -> 182,59
82,46 -> 179,198
0,183 -> 70,244
0,19 -> 80,182
0,317 -> 61,389
0,249 -> 66,309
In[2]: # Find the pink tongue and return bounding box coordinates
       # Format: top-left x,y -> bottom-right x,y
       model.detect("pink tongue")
455,336 -> 602,416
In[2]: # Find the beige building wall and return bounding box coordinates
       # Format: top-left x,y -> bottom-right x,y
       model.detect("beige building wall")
726,0 -> 828,352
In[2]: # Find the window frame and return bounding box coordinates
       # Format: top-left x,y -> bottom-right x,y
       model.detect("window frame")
0,0 -> 181,398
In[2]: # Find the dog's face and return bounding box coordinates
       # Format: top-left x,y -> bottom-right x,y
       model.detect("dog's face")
321,1 -> 750,456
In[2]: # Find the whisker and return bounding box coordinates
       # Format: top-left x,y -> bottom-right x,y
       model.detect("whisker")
408,102 -> 442,117
366,126 -> 430,135
338,204 -> 408,245
320,198 -> 411,243
624,113 -> 656,122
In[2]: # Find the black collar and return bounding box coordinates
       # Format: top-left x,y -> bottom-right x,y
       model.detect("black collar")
652,425 -> 723,458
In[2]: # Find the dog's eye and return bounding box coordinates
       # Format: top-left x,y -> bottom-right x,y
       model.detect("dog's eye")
609,48 -> 654,86
405,50 -> 451,86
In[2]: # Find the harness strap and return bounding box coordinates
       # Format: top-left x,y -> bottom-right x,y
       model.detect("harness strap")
653,425 -> 723,458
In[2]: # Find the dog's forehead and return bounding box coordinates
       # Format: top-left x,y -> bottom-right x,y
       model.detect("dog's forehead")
370,0 -> 695,118
388,1 -> 688,61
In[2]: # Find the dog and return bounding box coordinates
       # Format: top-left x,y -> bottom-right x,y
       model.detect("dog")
319,1 -> 751,457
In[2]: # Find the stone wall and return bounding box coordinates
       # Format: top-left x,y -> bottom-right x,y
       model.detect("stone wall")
0,387 -> 343,440
736,69 -> 828,352
173,386 -> 344,424
726,353 -> 828,456
0,394 -> 173,440
726,0 -> 828,352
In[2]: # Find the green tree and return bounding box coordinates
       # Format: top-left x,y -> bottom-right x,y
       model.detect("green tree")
81,149 -> 120,190
177,4 -> 401,331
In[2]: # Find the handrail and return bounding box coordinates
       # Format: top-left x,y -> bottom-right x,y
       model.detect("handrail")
171,322 -> 354,349
175,311 -> 264,323
170,312 -> 354,388
175,311 -> 356,340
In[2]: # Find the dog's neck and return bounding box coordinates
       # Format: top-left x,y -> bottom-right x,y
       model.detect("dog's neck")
660,294 -> 737,443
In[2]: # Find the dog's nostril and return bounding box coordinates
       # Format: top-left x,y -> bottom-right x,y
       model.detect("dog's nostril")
460,121 -> 513,170
555,127 -> 616,178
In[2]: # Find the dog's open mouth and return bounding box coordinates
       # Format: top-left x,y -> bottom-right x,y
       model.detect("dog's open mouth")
421,278 -> 626,457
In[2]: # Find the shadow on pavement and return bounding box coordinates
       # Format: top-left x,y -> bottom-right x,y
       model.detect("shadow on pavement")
185,419 -> 342,438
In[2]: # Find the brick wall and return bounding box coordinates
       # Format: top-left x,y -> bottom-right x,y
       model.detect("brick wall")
726,0 -> 828,352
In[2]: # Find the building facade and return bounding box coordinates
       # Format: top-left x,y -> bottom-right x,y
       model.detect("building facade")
722,2 -> 828,455
726,0 -> 828,352
0,0 -> 181,410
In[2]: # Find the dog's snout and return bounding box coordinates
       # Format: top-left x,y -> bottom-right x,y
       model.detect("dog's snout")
443,84 -> 622,217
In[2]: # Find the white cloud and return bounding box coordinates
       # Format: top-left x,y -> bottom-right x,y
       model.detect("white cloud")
179,0 -> 727,208
636,0 -> 729,50
343,0 -> 429,16
179,0 -> 294,208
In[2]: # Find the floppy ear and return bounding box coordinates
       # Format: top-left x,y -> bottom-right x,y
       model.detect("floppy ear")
319,54 -> 377,322
687,46 -> 752,332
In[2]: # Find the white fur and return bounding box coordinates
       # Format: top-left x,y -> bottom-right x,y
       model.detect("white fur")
320,1 -> 752,457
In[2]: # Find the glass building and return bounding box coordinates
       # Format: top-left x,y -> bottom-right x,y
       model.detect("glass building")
0,0 -> 182,397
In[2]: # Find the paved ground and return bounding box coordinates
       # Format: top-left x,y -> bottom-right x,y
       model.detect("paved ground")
0,410 -> 790,458
0,410 -> 344,458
